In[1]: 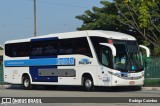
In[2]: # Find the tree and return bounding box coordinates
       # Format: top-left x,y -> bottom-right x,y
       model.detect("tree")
76,0 -> 144,43
76,1 -> 129,33
114,0 -> 160,49
76,0 -> 160,55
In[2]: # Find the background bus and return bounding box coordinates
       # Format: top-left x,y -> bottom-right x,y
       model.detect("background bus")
3,30 -> 150,91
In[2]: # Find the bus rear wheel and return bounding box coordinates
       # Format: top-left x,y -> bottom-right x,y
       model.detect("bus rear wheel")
83,76 -> 94,91
22,76 -> 32,90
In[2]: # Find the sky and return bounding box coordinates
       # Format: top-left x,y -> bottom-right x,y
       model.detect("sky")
0,0 -> 103,44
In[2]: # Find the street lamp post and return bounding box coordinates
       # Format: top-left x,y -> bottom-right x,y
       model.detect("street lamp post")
34,0 -> 37,37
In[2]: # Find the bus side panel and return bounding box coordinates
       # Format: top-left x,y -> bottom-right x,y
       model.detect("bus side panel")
57,66 -> 79,85
4,67 -> 13,84
29,66 -> 58,82
4,67 -> 30,84
96,66 -> 113,86
57,55 -> 99,86
56,66 -> 98,86
29,37 -> 59,83
78,66 -> 98,86
56,55 -> 79,85
3,56 -> 30,84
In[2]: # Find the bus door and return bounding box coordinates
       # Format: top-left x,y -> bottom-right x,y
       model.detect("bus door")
99,43 -> 116,85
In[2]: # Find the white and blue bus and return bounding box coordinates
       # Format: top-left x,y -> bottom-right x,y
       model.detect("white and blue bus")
3,30 -> 150,90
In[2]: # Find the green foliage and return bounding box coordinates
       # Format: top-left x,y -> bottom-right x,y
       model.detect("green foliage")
76,0 -> 160,56
76,1 -> 125,31
138,3 -> 150,28
155,48 -> 160,56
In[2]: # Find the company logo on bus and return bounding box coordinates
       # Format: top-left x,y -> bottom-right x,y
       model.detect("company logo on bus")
79,58 -> 92,65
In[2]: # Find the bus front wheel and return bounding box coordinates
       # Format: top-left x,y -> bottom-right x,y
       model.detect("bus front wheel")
83,76 -> 94,91
22,76 -> 32,90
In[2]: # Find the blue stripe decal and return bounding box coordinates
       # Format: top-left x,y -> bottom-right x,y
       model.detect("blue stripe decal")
29,37 -> 59,82
4,58 -> 75,67
29,55 -> 58,82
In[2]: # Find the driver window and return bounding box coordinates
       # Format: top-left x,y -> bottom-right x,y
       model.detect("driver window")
101,46 -> 111,68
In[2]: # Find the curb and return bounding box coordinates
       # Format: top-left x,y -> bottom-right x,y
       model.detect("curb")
0,84 -> 22,88
141,87 -> 160,91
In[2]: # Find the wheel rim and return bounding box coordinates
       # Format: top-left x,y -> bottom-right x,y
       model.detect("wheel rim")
24,79 -> 29,88
85,79 -> 92,89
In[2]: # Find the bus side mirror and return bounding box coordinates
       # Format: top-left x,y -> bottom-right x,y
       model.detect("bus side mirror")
139,45 -> 150,57
99,43 -> 116,56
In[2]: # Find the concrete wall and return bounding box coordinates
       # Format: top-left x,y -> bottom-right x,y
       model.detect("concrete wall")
0,50 -> 3,56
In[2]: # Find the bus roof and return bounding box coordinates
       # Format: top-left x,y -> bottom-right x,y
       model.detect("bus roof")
5,30 -> 136,44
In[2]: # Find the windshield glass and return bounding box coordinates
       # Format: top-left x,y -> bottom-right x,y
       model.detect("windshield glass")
113,41 -> 143,72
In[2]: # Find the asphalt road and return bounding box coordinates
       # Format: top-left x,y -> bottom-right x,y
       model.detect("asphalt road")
0,86 -> 160,106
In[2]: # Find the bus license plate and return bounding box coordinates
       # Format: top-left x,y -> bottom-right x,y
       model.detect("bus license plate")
129,81 -> 135,85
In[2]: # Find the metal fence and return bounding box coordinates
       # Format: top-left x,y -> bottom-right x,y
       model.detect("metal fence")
0,64 -> 3,82
144,57 -> 160,79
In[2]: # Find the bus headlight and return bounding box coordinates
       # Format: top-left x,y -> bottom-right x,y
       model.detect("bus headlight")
108,71 -> 121,77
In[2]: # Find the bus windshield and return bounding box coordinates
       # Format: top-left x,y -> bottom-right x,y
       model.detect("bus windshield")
113,41 -> 143,72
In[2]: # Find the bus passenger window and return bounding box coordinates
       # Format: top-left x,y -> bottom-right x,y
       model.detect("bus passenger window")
74,37 -> 92,57
31,42 -> 44,56
44,41 -> 58,56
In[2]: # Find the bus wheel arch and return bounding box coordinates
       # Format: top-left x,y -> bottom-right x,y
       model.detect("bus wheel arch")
22,73 -> 32,90
82,73 -> 94,91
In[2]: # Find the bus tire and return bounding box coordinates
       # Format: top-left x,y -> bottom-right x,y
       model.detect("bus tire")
22,76 -> 32,90
83,76 -> 94,91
